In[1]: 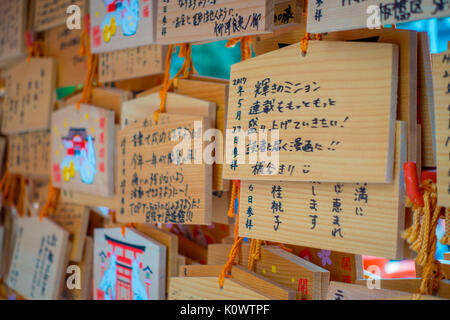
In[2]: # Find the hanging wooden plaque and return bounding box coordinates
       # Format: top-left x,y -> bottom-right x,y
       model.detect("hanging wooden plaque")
51,104 -> 115,197
432,44 -> 450,207
51,202 -> 90,263
0,0 -> 27,67
156,0 -> 274,44
93,227 -> 166,300
6,217 -> 70,300
2,58 -> 56,134
117,115 -> 213,225
90,0 -> 157,53
225,40 -> 399,182
307,1 -> 450,34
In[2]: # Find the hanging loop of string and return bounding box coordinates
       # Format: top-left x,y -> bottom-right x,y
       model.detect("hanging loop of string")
300,0 -> 322,54
121,223 -> 136,237
39,180 -> 60,222
218,180 -> 241,288
26,31 -> 44,60
154,43 -> 195,123
401,177 -> 447,299
226,36 -> 252,61
77,14 -> 99,110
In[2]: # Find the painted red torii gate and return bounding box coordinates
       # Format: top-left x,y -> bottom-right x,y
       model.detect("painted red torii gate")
104,234 -> 146,300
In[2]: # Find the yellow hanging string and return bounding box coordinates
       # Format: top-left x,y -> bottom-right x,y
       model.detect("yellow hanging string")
218,180 -> 242,288
26,32 -> 44,61
155,43 -> 195,123
39,180 -> 60,222
16,176 -> 27,216
440,208 -> 450,245
401,179 -> 447,299
226,36 -> 253,61
121,223 -> 136,237
0,171 -> 11,203
77,18 -> 99,110
300,0 -> 322,54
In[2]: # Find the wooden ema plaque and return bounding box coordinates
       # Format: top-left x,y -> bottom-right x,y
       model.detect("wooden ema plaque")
99,45 -> 166,83
239,121 -> 406,259
90,0 -> 157,53
0,0 -> 27,67
418,32 -> 436,168
51,104 -> 115,197
307,1 -> 450,34
44,24 -> 88,88
117,115 -> 212,225
432,44 -> 450,207
156,0 -> 274,44
6,217 -> 70,300
177,264 -> 296,300
94,227 -> 166,300
207,244 -> 329,300
2,58 -> 56,134
8,130 -> 51,177
224,40 -> 399,182
51,202 -> 90,263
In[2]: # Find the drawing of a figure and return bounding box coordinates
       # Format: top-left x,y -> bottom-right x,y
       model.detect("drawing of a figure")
131,258 -> 148,300
60,128 -> 97,185
99,254 -> 117,300
101,0 -> 140,43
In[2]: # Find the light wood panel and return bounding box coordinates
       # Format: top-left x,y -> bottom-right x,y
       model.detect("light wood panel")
168,276 -> 270,300
225,40 -> 398,182
418,32 -> 436,168
306,1 -> 450,34
0,0 -> 27,67
186,264 -> 295,300
326,281 -> 407,300
2,58 -> 56,134
156,0 -> 274,44
90,0 -> 157,53
51,202 -> 90,263
432,43 -> 450,206
93,227 -> 166,300
117,115 -> 212,225
206,243 -> 328,300
6,217 -> 70,300
51,104 -> 115,197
